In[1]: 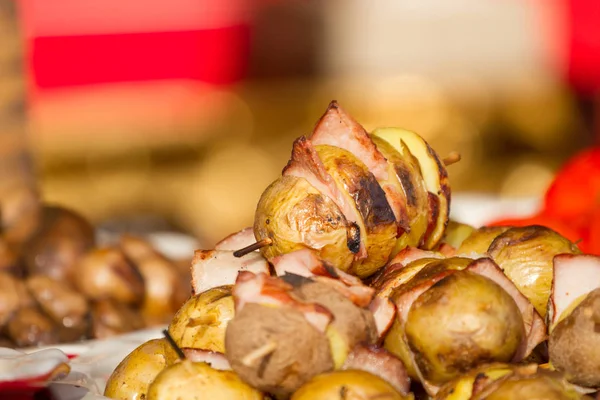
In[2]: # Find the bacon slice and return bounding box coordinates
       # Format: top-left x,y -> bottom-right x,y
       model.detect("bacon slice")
214,227 -> 256,251
232,271 -> 333,332
182,349 -> 231,370
342,344 -> 410,395
272,249 -> 374,307
466,258 -> 546,360
549,254 -> 600,331
387,246 -> 444,267
310,101 -> 406,234
283,136 -> 365,257
369,297 -> 396,339
190,250 -> 270,295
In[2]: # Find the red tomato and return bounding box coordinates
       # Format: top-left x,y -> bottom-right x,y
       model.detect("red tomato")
543,147 -> 600,225
487,213 -> 585,245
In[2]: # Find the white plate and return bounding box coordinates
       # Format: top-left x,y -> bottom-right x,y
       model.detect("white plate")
13,194 -> 542,399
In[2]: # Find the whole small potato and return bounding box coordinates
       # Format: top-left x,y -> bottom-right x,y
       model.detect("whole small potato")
291,370 -> 410,400
22,205 -> 95,281
405,270 -> 525,385
75,248 -> 144,305
488,225 -> 580,317
91,299 -> 144,340
147,360 -> 263,400
457,226 -> 509,255
225,303 -> 334,399
549,288 -> 600,388
168,286 -> 233,353
292,280 -> 377,368
104,338 -> 179,400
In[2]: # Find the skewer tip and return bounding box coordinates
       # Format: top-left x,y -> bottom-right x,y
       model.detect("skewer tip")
233,238 -> 273,257
443,151 -> 461,167
162,329 -> 186,360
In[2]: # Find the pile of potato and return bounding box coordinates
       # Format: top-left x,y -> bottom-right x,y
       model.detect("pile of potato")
104,103 -> 600,399
0,203 -> 191,348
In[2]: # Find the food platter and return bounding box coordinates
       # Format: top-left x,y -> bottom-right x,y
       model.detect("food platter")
10,99 -> 595,400
7,193 -> 540,399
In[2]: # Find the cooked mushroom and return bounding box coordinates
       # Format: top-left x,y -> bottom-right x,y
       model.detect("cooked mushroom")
90,299 -> 144,340
25,275 -> 89,337
22,205 -> 95,281
75,247 -> 144,305
6,307 -> 59,347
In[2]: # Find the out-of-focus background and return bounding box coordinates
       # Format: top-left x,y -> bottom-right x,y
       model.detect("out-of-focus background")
3,0 -> 600,246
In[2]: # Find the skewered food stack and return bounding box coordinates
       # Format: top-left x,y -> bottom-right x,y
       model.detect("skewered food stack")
105,102 -> 600,399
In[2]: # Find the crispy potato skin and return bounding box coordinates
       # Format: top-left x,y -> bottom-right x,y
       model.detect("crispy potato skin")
549,288 -> 600,388
225,303 -> 334,398
315,145 -> 396,278
255,176 -> 354,272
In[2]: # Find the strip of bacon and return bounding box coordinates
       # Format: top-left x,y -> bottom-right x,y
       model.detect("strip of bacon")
214,227 -> 256,251
283,136 -> 366,258
549,254 -> 600,332
310,101 -> 406,233
342,344 -> 411,395
466,258 -> 546,360
182,349 -> 231,371
232,271 -> 333,333
369,297 -> 396,339
190,250 -> 270,295
272,249 -> 374,307
387,246 -> 444,267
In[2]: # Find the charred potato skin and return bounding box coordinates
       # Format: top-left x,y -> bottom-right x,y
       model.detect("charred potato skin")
254,175 -> 355,272
404,270 -> 525,385
315,144 -> 396,278
104,338 -> 179,400
549,288 -> 600,388
225,303 -> 334,399
168,286 -> 234,353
